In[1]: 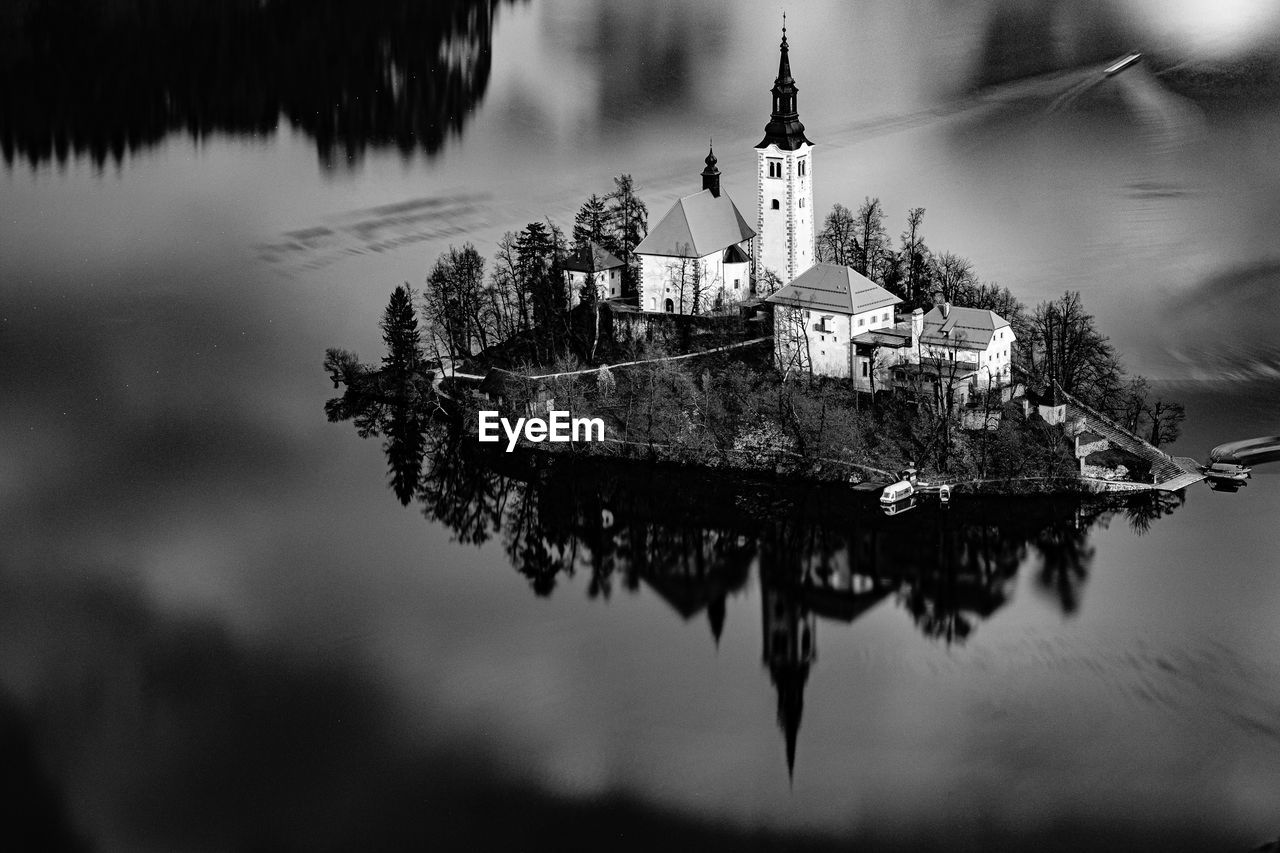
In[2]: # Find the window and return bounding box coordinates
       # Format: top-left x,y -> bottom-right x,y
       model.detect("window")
798,158 -> 807,177
799,198 -> 805,208
861,361 -> 869,378
883,312 -> 890,322
733,278 -> 740,289
768,159 -> 783,178
858,317 -> 865,326
771,199 -> 780,210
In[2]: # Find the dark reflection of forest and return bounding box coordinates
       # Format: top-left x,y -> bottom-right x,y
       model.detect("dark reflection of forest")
330,391 -> 1183,779
0,0 -> 505,169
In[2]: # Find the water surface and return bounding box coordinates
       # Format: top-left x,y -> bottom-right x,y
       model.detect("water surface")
4,1 -> 1280,849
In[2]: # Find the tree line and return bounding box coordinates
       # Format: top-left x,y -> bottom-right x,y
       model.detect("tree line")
420,175 -> 649,368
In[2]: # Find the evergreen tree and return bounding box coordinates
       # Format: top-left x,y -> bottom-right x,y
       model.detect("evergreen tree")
515,221 -> 569,362
380,284 -> 421,383
573,194 -> 611,251
605,174 -> 649,297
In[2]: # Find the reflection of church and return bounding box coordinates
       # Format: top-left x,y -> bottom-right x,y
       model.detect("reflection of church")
761,583 -> 814,780
402,434 -> 1106,782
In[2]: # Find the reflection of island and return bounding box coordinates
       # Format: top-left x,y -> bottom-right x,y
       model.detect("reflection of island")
1,0 -> 505,168
329,393 -> 1174,779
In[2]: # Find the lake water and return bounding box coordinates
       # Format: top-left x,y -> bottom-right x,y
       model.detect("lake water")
4,1 -> 1280,849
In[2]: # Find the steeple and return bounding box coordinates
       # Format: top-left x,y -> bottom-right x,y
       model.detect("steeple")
701,139 -> 721,197
756,17 -> 813,150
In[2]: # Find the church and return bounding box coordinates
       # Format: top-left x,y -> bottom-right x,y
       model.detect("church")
634,22 -> 813,313
632,21 -> 1016,397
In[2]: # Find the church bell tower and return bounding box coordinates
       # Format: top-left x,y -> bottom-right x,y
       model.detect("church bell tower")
756,19 -> 814,285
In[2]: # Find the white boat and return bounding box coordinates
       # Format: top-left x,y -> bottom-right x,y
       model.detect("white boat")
1104,53 -> 1142,76
881,480 -> 914,505
1203,462 -> 1251,483
882,495 -> 917,516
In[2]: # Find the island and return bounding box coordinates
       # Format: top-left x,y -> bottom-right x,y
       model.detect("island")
326,23 -> 1195,499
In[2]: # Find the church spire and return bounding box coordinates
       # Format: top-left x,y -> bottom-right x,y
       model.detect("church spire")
756,18 -> 813,150
701,139 -> 721,197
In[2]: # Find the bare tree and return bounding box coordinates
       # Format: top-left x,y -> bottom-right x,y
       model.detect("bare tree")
817,203 -> 858,266
853,197 -> 890,282
1146,398 -> 1186,447
1028,291 -> 1123,413
774,304 -> 814,380
899,206 -> 929,306
933,252 -> 976,303
422,243 -> 488,359
757,267 -> 784,297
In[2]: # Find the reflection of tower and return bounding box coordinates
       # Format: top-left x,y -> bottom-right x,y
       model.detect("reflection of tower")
761,583 -> 815,780
755,20 -> 815,284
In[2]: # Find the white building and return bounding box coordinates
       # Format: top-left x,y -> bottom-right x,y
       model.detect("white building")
755,24 -> 814,285
634,146 -> 755,314
876,302 -> 1018,407
912,302 -> 1016,388
765,263 -> 901,378
563,241 -> 625,306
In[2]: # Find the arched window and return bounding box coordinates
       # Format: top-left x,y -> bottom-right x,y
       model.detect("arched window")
771,199 -> 780,210
664,298 -> 674,313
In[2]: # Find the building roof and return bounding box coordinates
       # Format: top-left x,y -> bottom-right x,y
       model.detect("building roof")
723,243 -> 750,264
918,305 -> 1011,350
765,263 -> 902,315
634,189 -> 755,259
901,358 -> 980,380
563,241 -> 624,273
852,321 -> 914,348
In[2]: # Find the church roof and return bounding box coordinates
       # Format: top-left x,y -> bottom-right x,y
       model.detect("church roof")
918,305 -> 1011,349
765,263 -> 901,315
634,189 -> 755,259
562,241 -> 624,273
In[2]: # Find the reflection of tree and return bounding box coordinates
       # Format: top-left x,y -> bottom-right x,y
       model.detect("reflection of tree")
2,0 -> 506,168
1122,491 -> 1183,536
327,381 -> 1177,780
1031,519 -> 1094,616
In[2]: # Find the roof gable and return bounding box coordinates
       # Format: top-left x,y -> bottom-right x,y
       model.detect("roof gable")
563,241 -> 624,273
918,305 -> 1012,349
635,189 -> 756,258
764,263 -> 901,315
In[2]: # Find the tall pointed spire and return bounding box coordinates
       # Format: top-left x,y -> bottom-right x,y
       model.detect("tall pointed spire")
775,664 -> 808,782
701,138 -> 721,197
757,17 -> 813,150
777,13 -> 793,86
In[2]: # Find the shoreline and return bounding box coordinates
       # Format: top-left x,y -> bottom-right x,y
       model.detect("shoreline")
440,393 -> 1101,498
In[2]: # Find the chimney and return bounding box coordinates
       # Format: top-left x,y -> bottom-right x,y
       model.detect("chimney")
911,307 -> 924,347
942,301 -> 950,319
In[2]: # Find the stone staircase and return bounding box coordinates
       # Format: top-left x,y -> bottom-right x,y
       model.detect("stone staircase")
1058,386 -> 1204,493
